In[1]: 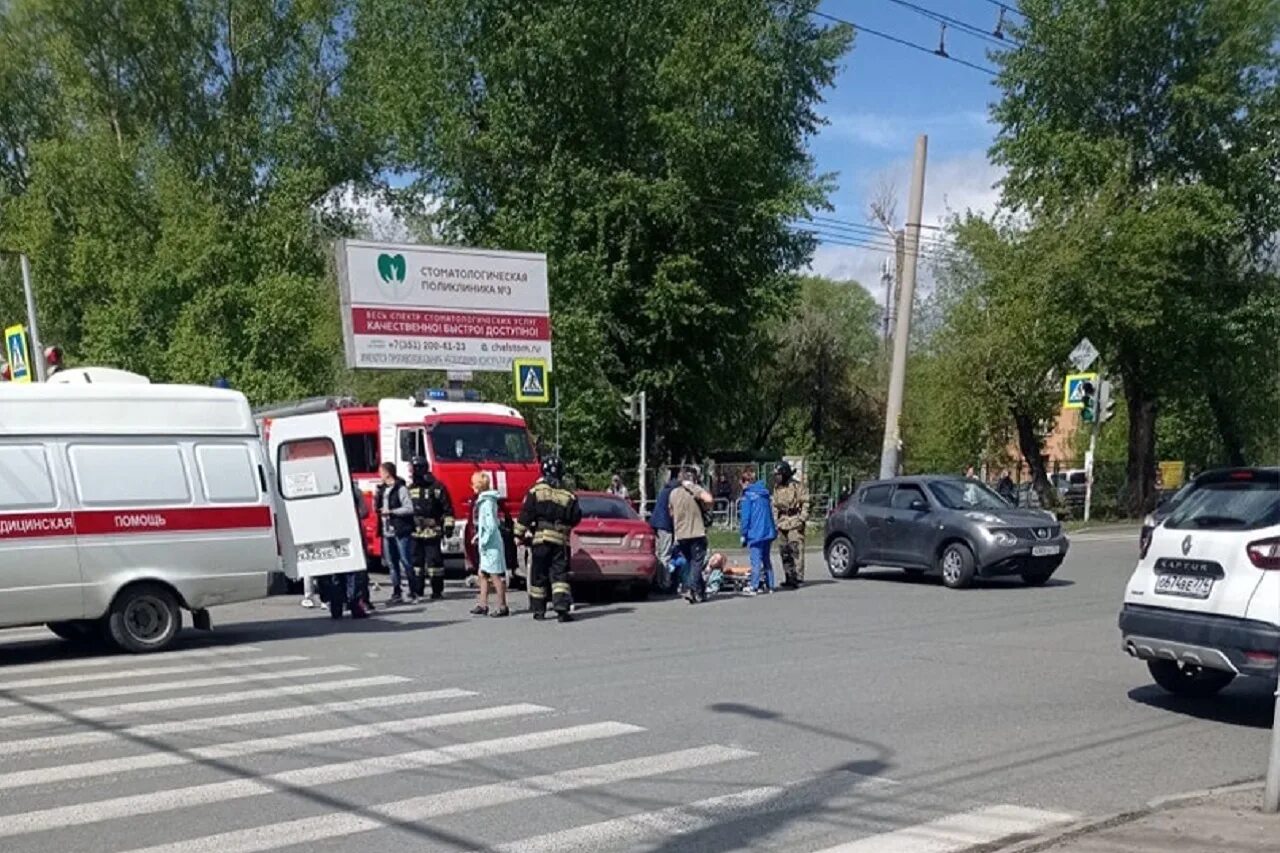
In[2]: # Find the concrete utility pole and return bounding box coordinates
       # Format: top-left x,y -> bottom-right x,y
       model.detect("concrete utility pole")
1266,682 -> 1280,811
638,391 -> 647,517
4,253 -> 48,382
878,135 -> 928,479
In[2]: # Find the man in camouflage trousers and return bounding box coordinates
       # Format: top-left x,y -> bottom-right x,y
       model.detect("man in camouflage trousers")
772,461 -> 809,588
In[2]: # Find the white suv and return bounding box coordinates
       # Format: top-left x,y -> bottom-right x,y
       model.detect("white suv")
1120,468 -> 1280,697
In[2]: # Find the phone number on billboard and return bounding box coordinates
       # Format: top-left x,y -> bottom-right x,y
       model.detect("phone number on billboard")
387,340 -> 468,352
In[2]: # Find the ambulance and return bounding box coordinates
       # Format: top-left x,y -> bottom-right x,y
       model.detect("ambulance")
256,390 -> 540,569
0,379 -> 368,652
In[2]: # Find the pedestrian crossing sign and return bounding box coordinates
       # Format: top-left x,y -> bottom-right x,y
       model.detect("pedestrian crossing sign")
1062,372 -> 1097,410
4,324 -> 31,383
513,358 -> 550,404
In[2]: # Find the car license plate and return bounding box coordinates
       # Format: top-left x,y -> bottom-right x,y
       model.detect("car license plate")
1031,545 -> 1061,557
1155,574 -> 1214,599
579,535 -> 625,548
297,541 -> 352,562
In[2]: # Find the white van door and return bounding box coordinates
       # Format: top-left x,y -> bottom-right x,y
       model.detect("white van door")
267,412 -> 366,579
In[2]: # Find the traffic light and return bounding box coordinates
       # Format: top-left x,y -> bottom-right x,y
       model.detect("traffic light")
1079,380 -> 1096,423
1097,379 -> 1115,424
620,394 -> 639,421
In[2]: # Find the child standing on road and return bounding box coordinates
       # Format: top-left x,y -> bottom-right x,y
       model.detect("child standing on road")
470,472 -> 510,617
738,469 -> 777,595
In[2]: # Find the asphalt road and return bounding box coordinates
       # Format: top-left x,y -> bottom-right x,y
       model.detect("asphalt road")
0,528 -> 1273,852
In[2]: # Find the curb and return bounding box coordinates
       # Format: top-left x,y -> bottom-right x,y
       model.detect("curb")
963,778 -> 1265,853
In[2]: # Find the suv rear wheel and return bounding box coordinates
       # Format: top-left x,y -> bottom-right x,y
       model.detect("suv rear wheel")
1147,659 -> 1235,698
825,536 -> 860,579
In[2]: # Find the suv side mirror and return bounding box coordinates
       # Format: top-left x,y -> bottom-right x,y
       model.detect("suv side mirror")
909,498 -> 929,513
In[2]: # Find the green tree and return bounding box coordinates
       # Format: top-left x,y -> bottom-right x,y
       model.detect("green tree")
0,0 -> 366,400
346,0 -> 853,466
991,0 -> 1280,513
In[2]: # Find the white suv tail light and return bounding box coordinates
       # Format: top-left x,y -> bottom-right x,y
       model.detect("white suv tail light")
1246,536 -> 1280,570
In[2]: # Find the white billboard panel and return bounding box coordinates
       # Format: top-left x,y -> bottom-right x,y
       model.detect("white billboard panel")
335,239 -> 551,372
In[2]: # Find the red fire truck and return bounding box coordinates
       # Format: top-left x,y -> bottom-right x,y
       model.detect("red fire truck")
257,391 -> 540,569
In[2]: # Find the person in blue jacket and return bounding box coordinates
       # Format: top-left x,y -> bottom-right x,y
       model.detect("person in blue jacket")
738,468 -> 777,595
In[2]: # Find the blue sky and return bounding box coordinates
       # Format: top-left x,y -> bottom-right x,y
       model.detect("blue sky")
807,0 -> 1010,292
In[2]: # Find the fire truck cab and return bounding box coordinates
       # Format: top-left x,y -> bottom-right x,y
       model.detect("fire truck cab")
379,394 -> 539,564
257,392 -> 539,570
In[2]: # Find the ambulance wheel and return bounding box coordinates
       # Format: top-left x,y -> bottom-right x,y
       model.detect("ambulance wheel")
47,620 -> 99,643
107,584 -> 182,653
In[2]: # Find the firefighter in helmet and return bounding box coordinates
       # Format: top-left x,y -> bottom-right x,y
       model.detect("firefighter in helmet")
772,460 -> 809,588
409,456 -> 454,600
514,455 -> 581,622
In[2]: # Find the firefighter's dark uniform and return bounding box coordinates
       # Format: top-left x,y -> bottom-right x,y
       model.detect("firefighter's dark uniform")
410,471 -> 454,600
515,477 -> 581,620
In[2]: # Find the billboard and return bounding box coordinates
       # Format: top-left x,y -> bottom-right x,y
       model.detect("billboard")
335,239 -> 551,372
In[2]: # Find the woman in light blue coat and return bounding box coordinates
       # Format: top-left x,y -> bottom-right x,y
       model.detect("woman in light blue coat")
470,472 -> 509,617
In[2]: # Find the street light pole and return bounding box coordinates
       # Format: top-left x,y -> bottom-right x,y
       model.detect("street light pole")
7,253 -> 47,382
879,134 -> 928,479
638,391 -> 648,517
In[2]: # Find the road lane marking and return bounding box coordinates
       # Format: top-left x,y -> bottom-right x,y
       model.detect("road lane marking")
0,646 -> 265,676
497,787 -> 783,853
0,722 -> 643,839
0,675 -> 411,729
808,805 -> 1078,853
0,703 -> 552,791
0,665 -> 356,707
0,688 -> 477,757
118,745 -> 754,853
0,655 -> 310,691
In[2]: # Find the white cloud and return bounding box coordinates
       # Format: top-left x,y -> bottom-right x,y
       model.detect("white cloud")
806,151 -> 1005,298
826,110 -> 989,151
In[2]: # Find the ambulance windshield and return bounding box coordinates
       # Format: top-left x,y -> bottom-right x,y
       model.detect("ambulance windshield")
430,423 -> 535,464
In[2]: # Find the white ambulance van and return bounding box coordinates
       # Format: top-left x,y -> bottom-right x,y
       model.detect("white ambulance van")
0,382 -> 364,652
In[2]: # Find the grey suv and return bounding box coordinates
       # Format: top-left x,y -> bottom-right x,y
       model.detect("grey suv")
823,476 -> 1069,589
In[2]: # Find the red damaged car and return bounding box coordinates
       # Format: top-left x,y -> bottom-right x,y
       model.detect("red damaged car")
569,492 -> 658,598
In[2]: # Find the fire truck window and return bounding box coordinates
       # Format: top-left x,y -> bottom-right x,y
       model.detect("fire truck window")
430,424 -> 535,463
278,438 -> 342,501
342,434 -> 378,475
399,429 -> 425,462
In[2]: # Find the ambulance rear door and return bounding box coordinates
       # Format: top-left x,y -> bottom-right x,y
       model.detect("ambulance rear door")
267,412 -> 366,579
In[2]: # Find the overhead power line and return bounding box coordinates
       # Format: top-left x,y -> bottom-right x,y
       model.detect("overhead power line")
876,0 -> 1021,49
810,8 -> 998,76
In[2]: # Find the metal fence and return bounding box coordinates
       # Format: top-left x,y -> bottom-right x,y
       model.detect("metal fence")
571,461 -> 872,528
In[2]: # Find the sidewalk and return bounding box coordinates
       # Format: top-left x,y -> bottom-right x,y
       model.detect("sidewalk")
993,783 -> 1277,853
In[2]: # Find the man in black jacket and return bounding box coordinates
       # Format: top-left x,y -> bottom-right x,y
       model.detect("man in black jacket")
409,456 -> 454,600
375,462 -> 416,604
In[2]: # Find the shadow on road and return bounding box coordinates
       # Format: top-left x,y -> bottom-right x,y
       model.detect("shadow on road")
852,569 -> 1075,590
1127,683 -> 1276,729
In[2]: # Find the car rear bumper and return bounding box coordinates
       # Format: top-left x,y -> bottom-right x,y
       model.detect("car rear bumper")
569,553 -> 658,582
1119,603 -> 1280,676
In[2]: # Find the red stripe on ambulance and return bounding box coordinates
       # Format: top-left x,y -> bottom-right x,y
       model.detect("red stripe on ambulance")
0,506 -> 272,540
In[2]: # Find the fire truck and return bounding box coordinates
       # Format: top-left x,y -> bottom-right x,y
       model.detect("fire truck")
256,390 -> 540,570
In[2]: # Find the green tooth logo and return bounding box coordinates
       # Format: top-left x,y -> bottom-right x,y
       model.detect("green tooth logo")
375,253 -> 409,300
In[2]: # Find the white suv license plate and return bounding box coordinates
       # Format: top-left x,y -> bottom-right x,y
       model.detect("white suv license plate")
1155,574 -> 1214,599
1031,545 -> 1060,557
297,542 -> 352,562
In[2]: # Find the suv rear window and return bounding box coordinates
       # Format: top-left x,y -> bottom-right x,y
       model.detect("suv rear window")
1165,477 -> 1280,531
861,485 -> 892,507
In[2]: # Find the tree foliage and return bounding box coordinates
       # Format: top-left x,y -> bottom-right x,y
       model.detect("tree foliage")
345,0 -> 853,462
985,0 -> 1280,511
